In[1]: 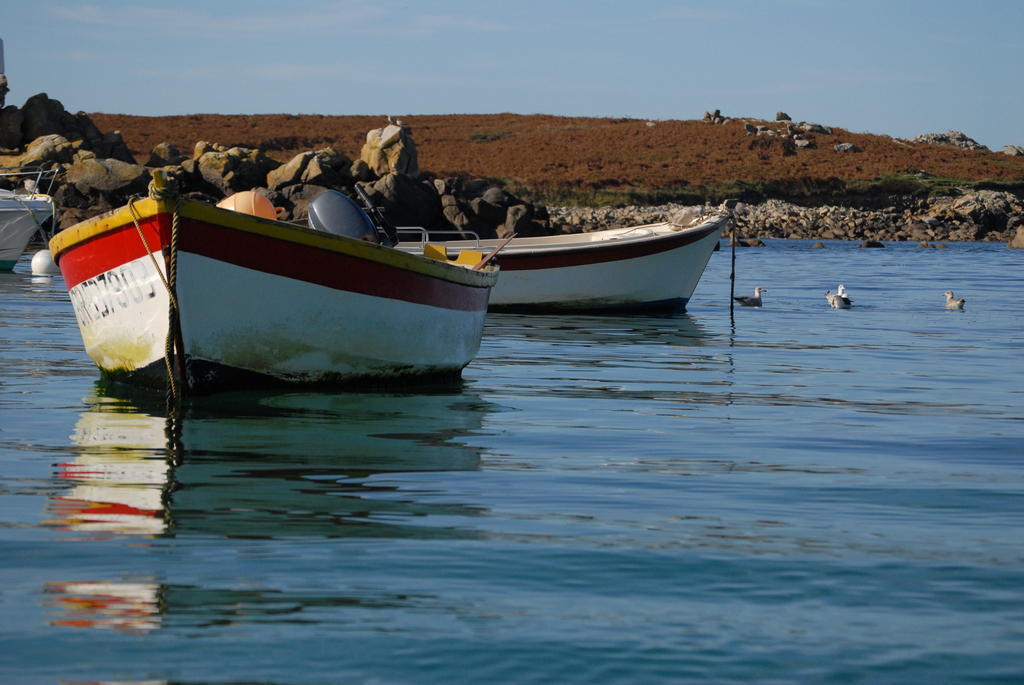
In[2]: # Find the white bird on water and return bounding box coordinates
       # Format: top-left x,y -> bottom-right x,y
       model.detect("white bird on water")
825,290 -> 847,309
826,284 -> 853,309
734,286 -> 766,307
944,290 -> 966,309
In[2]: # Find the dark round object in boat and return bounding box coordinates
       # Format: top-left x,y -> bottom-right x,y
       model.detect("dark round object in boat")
307,190 -> 380,243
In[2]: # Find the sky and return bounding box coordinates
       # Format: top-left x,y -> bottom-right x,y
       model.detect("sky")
2,0 -> 1022,150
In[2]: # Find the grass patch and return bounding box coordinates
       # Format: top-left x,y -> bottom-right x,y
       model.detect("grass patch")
500,181 -> 743,207
495,172 -> 1024,208
469,131 -> 515,143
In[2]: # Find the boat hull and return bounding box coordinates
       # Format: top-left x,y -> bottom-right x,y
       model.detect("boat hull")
0,194 -> 53,270
50,197 -> 497,392
401,216 -> 727,312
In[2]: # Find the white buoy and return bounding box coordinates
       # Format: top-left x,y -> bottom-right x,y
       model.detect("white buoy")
31,249 -> 59,275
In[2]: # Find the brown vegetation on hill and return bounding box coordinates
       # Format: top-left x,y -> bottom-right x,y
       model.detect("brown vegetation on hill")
90,112 -> 1024,198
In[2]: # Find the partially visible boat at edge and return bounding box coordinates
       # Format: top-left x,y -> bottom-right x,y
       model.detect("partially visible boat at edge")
398,213 -> 728,312
0,166 -> 58,271
48,177 -> 499,393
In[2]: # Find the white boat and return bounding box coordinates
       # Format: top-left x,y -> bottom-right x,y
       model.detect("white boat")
48,178 -> 499,393
398,213 -> 728,312
0,166 -> 58,271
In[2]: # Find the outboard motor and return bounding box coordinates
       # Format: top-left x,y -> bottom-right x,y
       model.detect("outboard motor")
307,190 -> 382,243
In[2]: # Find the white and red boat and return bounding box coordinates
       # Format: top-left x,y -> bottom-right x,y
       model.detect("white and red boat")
398,213 -> 728,312
48,181 -> 499,392
0,166 -> 58,271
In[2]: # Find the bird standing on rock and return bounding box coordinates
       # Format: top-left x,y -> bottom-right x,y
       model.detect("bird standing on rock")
944,290 -> 966,309
734,287 -> 766,307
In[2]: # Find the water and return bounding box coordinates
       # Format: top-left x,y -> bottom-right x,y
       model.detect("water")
1,241 -> 1022,684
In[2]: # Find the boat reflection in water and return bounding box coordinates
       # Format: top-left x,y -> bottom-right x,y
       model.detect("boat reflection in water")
483,312 -> 712,348
44,580 -> 163,634
44,383 -> 495,632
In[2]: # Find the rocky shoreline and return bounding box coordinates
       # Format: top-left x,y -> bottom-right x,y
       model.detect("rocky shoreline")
549,190 -> 1024,245
2,93 -> 1023,248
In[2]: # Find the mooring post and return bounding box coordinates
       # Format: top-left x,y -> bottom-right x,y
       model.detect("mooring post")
724,199 -> 738,314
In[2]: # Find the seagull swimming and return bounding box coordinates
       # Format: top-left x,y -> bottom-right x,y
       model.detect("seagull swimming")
944,290 -> 965,309
825,290 -> 851,309
734,286 -> 766,307
826,284 -> 853,308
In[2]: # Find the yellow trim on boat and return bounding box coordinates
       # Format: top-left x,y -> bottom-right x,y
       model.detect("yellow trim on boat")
49,197 -> 168,258
50,197 -> 497,287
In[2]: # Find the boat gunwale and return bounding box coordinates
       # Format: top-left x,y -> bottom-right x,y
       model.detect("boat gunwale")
50,197 -> 498,289
400,215 -> 728,257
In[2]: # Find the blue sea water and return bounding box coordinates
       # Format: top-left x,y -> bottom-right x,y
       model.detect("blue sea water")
1,240 -> 1022,684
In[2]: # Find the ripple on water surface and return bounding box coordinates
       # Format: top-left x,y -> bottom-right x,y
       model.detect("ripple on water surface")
1,242 -> 1022,683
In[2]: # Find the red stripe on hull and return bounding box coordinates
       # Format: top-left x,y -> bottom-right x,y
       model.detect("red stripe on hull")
178,219 -> 488,312
59,214 -> 489,312
59,216 -> 168,290
496,223 -> 720,271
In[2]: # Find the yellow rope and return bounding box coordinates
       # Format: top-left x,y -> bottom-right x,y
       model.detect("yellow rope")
126,198 -> 177,310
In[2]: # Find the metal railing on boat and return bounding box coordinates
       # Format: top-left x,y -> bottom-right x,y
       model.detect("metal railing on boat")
0,165 -> 60,195
397,227 -> 482,249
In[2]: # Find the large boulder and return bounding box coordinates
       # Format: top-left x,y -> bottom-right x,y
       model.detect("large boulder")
0,93 -> 135,162
20,93 -> 105,151
350,158 -> 374,182
301,148 -> 353,186
1,133 -> 77,167
0,105 -> 23,149
468,195 -> 507,230
190,141 -> 281,196
53,155 -> 150,227
440,193 -> 474,233
20,93 -> 78,143
364,173 -> 439,227
360,124 -> 419,177
95,130 -> 136,164
500,203 -> 547,239
267,148 -> 353,190
268,183 -> 332,222
946,190 -> 1018,237
912,130 -> 989,151
266,150 -> 313,189
800,122 -> 832,134
147,142 -> 186,167
1008,226 -> 1024,249
430,178 -> 549,239
64,155 -> 149,195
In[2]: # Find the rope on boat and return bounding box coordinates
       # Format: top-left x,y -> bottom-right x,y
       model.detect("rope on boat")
127,173 -> 184,410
